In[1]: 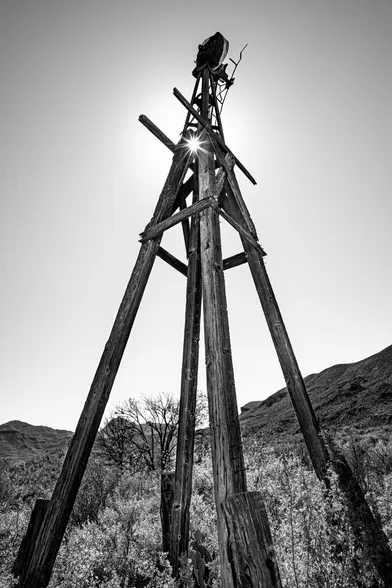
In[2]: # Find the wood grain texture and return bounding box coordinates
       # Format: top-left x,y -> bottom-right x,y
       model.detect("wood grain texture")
138,114 -> 176,152
140,197 -> 214,243
221,183 -> 329,480
170,174 -> 202,573
12,499 -> 50,582
221,172 -> 392,583
198,69 -> 247,587
223,492 -> 282,588
157,246 -> 188,277
223,252 -> 248,271
16,143 -> 193,588
212,201 -> 266,256
161,472 -> 175,552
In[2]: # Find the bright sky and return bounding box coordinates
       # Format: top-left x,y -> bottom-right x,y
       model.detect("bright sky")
1,0 -> 391,431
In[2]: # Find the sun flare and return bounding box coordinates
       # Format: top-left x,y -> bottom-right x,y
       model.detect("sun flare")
186,136 -> 201,153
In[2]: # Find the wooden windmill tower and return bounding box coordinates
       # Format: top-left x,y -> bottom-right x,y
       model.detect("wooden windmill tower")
14,33 -> 392,588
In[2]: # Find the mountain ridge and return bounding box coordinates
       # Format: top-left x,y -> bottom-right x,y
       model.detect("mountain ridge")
1,346 -> 391,461
0,420 -> 73,462
240,344 -> 392,443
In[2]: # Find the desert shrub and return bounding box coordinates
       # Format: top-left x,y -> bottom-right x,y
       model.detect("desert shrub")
244,442 -> 384,587
71,457 -> 118,526
50,481 -> 170,588
1,434 -> 391,587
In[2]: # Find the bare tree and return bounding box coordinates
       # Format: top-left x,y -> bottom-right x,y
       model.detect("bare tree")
115,391 -> 207,473
114,391 -> 208,551
96,416 -> 138,471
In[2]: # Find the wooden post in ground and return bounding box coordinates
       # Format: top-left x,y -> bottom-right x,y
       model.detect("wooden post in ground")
170,173 -> 203,574
161,472 -> 175,552
12,499 -> 50,583
197,68 -> 280,588
15,144 -> 193,588
223,492 -> 282,588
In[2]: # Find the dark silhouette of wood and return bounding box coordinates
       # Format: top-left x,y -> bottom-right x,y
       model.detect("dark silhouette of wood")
173,87 -> 257,185
16,143 -> 193,588
157,247 -> 188,277
223,251 -> 248,271
178,198 -> 191,256
197,68 -> 249,588
170,175 -> 203,574
12,499 -> 50,583
211,199 -> 265,256
139,114 -> 176,153
161,472 -> 175,552
221,180 -> 392,585
223,492 -> 282,588
140,196 -> 215,242
220,171 -> 329,480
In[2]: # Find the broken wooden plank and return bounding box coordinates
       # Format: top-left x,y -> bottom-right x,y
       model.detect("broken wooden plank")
173,87 -> 257,185
157,247 -> 188,277
223,252 -> 248,271
139,115 -> 176,153
140,197 -> 215,243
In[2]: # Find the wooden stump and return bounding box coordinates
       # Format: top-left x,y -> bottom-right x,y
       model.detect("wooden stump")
222,492 -> 282,588
161,472 -> 175,553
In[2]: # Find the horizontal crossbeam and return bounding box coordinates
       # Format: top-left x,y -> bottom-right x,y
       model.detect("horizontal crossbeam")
173,87 -> 257,185
223,252 -> 248,271
157,247 -> 188,277
140,197 -> 215,243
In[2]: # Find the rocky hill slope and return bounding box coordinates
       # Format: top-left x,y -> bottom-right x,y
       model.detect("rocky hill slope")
0,420 -> 73,462
240,344 -> 392,444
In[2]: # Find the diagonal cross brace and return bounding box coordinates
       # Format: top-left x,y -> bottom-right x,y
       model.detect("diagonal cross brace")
173,87 -> 257,185
140,197 -> 215,242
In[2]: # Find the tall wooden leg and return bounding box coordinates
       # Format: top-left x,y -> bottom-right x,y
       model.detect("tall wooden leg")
222,181 -> 392,585
197,68 -> 281,588
170,174 -> 202,574
16,146 -> 193,588
221,179 -> 329,479
199,135 -> 247,588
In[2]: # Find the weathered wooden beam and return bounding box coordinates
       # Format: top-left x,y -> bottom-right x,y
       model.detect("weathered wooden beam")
139,114 -> 176,153
223,252 -> 248,271
223,492 -> 282,588
209,70 -> 225,141
140,197 -> 215,243
178,199 -> 191,256
197,68 -> 248,588
161,472 -> 175,552
156,247 -> 188,277
209,199 -> 266,256
221,181 -> 392,585
12,499 -> 50,583
170,174 -> 202,574
173,87 -> 257,186
171,174 -> 194,214
16,142 -> 193,588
